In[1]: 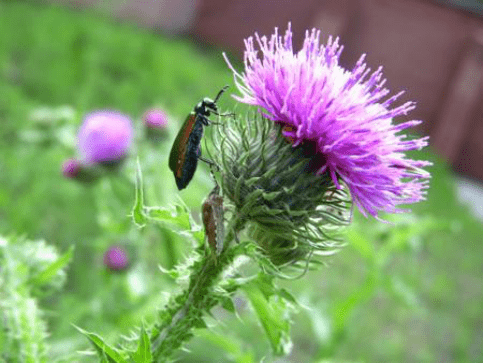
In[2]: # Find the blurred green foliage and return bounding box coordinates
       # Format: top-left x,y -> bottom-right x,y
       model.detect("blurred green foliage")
0,2 -> 481,362
0,235 -> 72,362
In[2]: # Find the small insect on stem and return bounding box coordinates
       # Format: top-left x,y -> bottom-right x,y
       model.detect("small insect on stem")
169,86 -> 232,190
202,184 -> 225,257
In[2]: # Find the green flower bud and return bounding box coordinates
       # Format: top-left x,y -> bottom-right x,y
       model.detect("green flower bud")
209,114 -> 352,267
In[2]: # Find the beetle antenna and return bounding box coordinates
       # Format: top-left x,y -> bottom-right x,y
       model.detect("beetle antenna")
213,85 -> 229,103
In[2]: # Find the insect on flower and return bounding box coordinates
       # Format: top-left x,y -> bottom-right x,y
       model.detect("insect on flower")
202,185 -> 225,256
169,86 -> 231,190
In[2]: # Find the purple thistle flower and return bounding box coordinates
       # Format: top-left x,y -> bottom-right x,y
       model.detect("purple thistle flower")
62,158 -> 81,179
103,246 -> 129,271
224,24 -> 431,219
77,111 -> 133,165
143,108 -> 168,130
61,158 -> 99,183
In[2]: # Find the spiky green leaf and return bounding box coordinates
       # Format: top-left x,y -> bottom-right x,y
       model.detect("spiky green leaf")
29,245 -> 74,287
132,327 -> 152,363
242,278 -> 293,356
74,326 -> 128,363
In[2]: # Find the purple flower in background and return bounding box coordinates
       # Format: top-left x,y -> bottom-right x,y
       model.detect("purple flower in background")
143,108 -> 169,142
143,108 -> 168,130
224,24 -> 432,219
61,158 -> 99,183
62,158 -> 81,179
103,246 -> 129,271
77,111 -> 133,165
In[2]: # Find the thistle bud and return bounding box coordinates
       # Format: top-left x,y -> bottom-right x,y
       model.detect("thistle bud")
143,108 -> 169,142
143,108 -> 168,130
103,246 -> 129,271
61,158 -> 99,183
210,115 -> 351,267
62,158 -> 81,179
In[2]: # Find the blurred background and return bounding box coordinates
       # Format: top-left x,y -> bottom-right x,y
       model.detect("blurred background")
0,0 -> 482,362
52,0 -> 483,181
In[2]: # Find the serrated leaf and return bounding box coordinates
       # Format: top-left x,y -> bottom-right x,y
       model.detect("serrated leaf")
132,327 -> 152,363
132,159 -> 147,227
144,206 -> 191,230
74,325 -> 128,363
29,245 -> 73,287
242,281 -> 293,356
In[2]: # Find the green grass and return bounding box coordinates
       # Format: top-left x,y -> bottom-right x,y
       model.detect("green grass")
0,2 -> 481,362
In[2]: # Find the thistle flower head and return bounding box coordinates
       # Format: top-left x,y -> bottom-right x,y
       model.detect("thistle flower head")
77,111 -> 133,165
224,24 -> 431,219
103,246 -> 129,271
143,108 -> 168,130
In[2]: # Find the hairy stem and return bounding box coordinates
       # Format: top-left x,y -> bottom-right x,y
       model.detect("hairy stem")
150,216 -> 244,361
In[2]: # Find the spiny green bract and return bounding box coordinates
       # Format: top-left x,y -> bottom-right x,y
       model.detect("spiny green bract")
209,114 -> 352,268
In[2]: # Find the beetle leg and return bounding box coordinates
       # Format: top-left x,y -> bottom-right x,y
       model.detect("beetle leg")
199,155 -> 220,172
212,111 -> 236,117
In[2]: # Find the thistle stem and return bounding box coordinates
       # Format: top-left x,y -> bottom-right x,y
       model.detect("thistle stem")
150,216 -> 244,361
